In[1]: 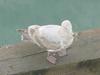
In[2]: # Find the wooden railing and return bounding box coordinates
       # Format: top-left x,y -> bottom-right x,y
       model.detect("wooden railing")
0,28 -> 100,75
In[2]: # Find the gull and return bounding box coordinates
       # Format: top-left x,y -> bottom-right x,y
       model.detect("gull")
17,20 -> 75,64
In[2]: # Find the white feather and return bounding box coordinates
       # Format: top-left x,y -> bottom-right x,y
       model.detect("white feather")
26,20 -> 75,63
28,20 -> 74,51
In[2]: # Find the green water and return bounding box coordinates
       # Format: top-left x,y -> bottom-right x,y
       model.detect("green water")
0,0 -> 100,46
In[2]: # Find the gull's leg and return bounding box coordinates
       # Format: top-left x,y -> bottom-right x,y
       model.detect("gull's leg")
46,50 -> 57,64
57,40 -> 67,57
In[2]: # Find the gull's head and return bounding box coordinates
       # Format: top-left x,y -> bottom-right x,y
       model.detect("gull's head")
61,20 -> 73,33
28,25 -> 40,33
28,25 -> 40,38
28,25 -> 40,31
16,28 -> 32,41
16,29 -> 27,34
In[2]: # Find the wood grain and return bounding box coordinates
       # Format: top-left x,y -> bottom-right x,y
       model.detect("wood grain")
0,28 -> 100,75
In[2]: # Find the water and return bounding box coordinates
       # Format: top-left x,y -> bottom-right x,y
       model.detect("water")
0,0 -> 100,46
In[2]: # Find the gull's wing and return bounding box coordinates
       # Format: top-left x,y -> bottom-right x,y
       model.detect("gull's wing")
38,24 -> 74,50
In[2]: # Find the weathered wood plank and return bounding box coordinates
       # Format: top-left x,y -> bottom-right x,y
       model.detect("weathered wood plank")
0,28 -> 100,75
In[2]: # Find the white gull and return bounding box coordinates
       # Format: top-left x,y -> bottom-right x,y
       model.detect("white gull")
17,20 -> 75,64
27,20 -> 75,64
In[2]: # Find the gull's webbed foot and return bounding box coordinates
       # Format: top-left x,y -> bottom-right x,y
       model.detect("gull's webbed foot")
47,55 -> 57,64
47,50 -> 58,64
